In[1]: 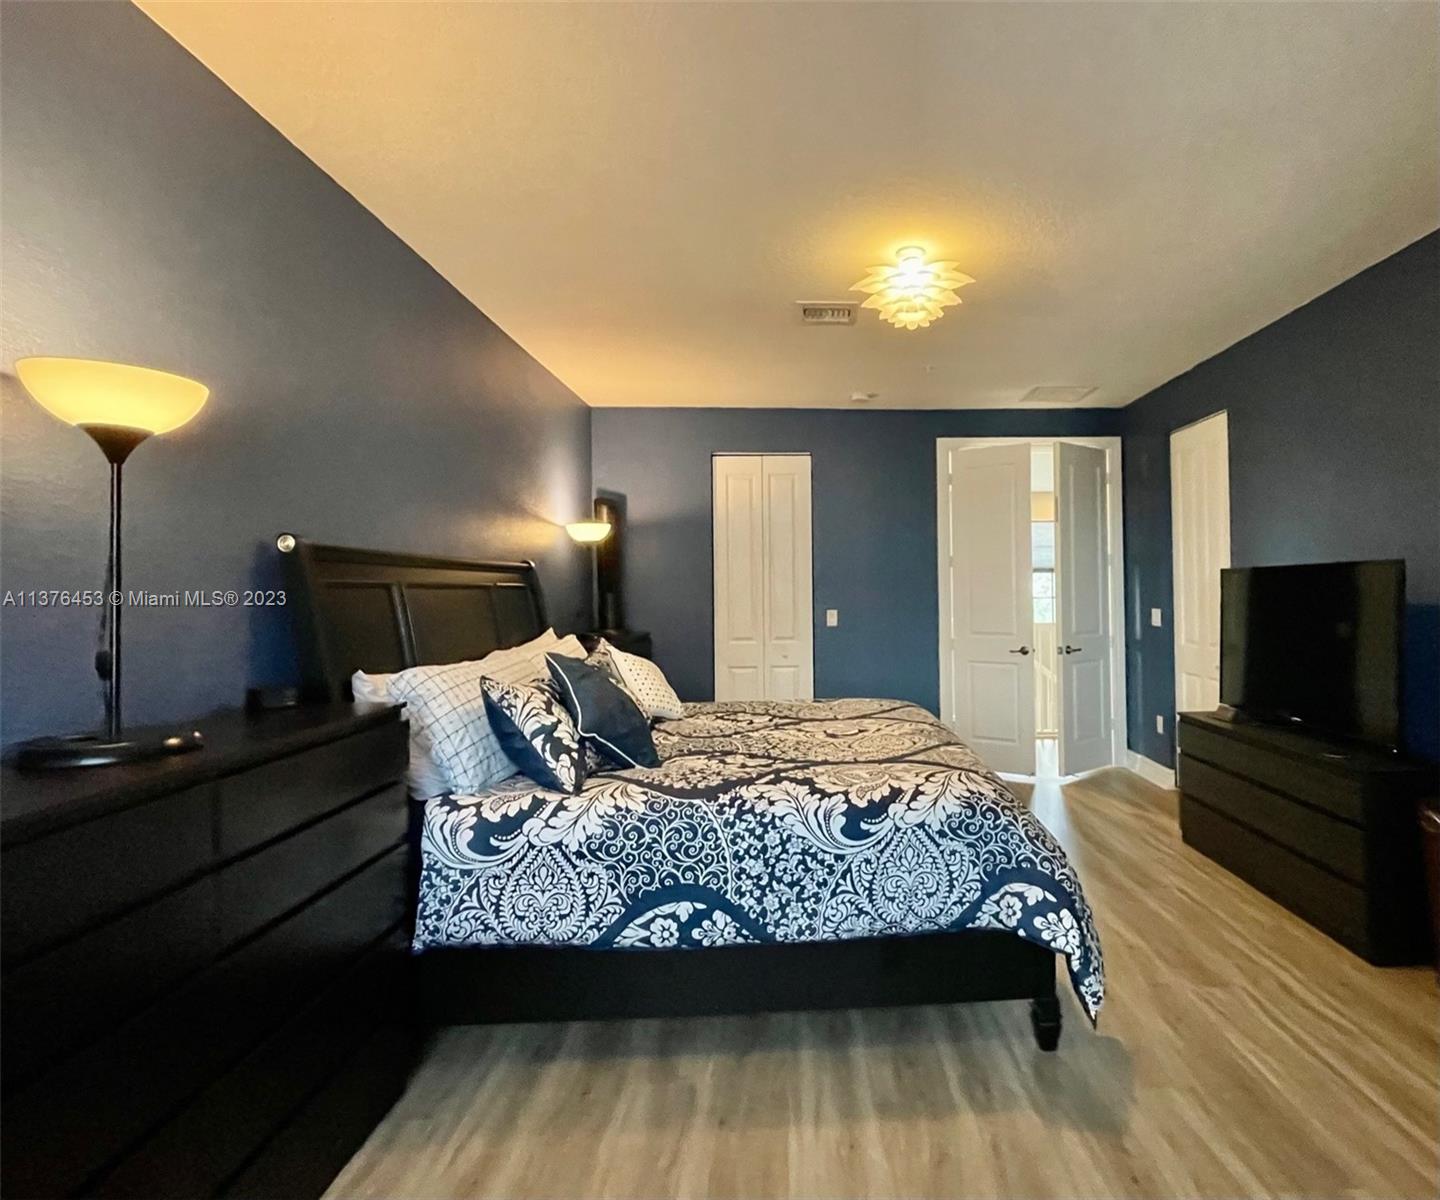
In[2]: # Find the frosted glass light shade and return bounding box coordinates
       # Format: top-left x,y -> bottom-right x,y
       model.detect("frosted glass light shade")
15,357 -> 208,435
566,520 -> 613,544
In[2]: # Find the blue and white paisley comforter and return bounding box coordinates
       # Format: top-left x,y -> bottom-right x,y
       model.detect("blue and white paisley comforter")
417,699 -> 1105,1021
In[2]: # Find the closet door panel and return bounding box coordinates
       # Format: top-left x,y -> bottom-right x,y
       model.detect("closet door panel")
761,456 -> 814,700
712,456 -> 766,700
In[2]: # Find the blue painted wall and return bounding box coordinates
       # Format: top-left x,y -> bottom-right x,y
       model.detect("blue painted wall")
1122,232 -> 1439,765
592,407 -> 1122,712
0,2 -> 593,745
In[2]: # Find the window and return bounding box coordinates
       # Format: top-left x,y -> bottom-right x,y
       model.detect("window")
1032,521 -> 1055,623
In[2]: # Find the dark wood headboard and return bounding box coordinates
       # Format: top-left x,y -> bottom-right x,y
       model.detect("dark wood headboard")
279,536 -> 550,701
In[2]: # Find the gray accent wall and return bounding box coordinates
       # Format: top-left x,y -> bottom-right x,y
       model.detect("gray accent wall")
0,2 -> 592,745
592,407 -> 1123,714
1122,231 -> 1439,765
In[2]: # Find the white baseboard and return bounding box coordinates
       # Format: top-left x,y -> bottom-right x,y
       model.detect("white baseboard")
1125,751 -> 1176,790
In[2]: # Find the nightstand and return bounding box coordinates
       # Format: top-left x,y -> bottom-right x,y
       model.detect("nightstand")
1,703 -> 413,1200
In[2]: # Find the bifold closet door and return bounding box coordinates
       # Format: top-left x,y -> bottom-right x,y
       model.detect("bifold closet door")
712,455 -> 813,702
1171,411 -> 1230,713
759,455 -> 814,700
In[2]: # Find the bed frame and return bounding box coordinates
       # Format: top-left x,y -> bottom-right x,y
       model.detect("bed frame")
281,537 -> 1063,1050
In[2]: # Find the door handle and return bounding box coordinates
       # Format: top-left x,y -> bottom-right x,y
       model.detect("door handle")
1008,646 -> 1031,656
1060,645 -> 1082,654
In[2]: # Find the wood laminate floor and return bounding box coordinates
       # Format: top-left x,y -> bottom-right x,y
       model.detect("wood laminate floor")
327,768 -> 1438,1199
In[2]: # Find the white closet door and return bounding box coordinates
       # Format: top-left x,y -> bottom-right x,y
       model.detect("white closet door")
1055,442 -> 1113,775
713,454 -> 813,701
944,444 -> 1035,774
761,455 -> 814,700
712,456 -> 766,700
1171,412 -> 1231,714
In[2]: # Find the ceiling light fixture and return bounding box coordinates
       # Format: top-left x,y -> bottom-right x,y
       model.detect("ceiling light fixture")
851,246 -> 975,330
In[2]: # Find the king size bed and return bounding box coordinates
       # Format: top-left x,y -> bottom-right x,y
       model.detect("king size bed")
283,539 -> 1104,1050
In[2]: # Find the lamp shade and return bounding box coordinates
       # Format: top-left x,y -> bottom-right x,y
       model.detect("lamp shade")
15,357 -> 208,435
566,520 -> 613,544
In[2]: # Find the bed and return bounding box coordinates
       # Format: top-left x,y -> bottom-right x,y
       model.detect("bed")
283,538 -> 1104,1050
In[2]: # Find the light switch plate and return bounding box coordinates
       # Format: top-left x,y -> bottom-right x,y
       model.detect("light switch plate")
825,609 -> 839,627
1155,714 -> 1165,734
1150,608 -> 1163,628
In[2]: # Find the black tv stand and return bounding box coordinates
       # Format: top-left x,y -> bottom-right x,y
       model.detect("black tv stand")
1177,711 -> 1436,965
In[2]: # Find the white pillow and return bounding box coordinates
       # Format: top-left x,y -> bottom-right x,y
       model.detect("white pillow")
501,627 -> 562,660
353,667 -> 449,798
349,630 -> 588,797
350,627 -> 562,704
603,641 -> 685,720
383,657 -> 519,797
551,634 -> 588,661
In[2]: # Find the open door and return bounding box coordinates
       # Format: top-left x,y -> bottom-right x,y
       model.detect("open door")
944,444 -> 1035,774
1055,442 -> 1113,775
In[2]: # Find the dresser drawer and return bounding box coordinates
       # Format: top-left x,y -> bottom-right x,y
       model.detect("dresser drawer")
4,780 -> 406,1092
1177,756 -> 1365,883
2,871 -> 220,1089
0,844 -> 407,1199
218,722 -> 406,859
1180,796 -> 1367,950
0,784 -> 215,965
1177,724 -> 1364,822
220,783 -> 406,945
91,927 -> 410,1199
219,1022 -> 416,1200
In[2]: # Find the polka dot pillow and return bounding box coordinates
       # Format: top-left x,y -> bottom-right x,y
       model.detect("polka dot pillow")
598,639 -> 685,721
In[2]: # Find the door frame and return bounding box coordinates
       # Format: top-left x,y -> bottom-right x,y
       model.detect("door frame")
935,436 -> 1128,773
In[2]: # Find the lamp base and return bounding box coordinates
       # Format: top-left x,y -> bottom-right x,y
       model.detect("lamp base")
15,728 -> 204,770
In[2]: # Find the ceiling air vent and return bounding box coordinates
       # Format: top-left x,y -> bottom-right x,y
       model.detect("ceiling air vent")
1018,386 -> 1097,406
796,301 -> 857,326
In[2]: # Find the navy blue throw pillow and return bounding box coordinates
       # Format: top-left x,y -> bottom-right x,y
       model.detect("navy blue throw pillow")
546,652 -> 660,769
480,677 -> 586,793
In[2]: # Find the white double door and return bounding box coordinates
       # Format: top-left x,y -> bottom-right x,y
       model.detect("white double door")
943,442 -> 1113,776
713,454 -> 814,701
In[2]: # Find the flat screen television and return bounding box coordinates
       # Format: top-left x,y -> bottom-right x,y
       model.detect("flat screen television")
1219,560 -> 1404,752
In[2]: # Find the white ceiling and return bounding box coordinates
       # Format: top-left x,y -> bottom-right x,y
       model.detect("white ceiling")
138,1 -> 1438,410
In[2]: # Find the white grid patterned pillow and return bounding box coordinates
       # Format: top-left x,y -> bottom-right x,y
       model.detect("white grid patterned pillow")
603,641 -> 685,720
353,668 -> 448,798
380,639 -> 571,796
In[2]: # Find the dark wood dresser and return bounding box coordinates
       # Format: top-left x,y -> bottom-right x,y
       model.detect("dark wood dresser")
1,704 -> 414,1200
1176,711 -> 1437,965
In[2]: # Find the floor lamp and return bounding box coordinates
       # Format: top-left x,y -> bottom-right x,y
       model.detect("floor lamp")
14,357 -> 209,769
